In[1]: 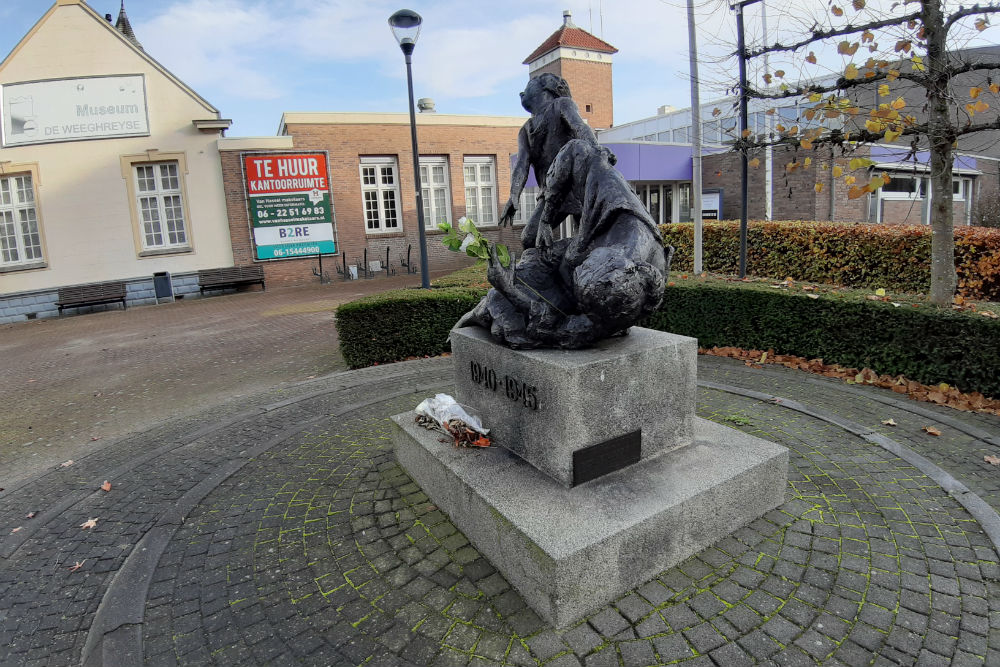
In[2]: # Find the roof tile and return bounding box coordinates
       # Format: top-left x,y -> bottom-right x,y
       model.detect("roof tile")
523,25 -> 618,64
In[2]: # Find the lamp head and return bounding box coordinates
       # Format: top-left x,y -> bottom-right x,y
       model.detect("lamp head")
389,9 -> 422,52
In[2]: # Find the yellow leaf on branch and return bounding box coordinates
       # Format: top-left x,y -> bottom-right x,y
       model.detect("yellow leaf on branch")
839,41 -> 859,56
891,97 -> 906,110
832,5 -> 844,16
974,100 -> 990,113
815,182 -> 824,193
844,64 -> 859,80
749,158 -> 761,168
970,86 -> 983,99
806,52 -> 818,64
878,84 -> 890,97
833,165 -> 843,178
991,83 -> 1000,94
887,69 -> 900,81
848,186 -> 866,199
911,55 -> 925,72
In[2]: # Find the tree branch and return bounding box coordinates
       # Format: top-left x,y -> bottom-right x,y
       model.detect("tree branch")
746,70 -> 925,102
746,12 -> 922,59
944,59 -> 1000,77
956,115 -> 1000,136
944,3 -> 1000,33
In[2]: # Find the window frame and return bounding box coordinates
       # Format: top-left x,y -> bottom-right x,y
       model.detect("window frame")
462,156 -> 498,226
879,173 -> 925,200
120,152 -> 194,257
359,156 -> 402,234
513,185 -> 540,227
419,156 -> 452,229
0,164 -> 47,272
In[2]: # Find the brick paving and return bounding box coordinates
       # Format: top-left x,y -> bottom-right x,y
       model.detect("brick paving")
0,270 -> 448,488
1,309 -> 999,665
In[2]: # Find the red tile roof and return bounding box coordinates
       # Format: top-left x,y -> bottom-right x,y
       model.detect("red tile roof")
523,25 -> 618,64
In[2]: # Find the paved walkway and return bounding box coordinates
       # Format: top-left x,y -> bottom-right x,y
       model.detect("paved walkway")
2,340 -> 1000,666
0,270 -> 449,488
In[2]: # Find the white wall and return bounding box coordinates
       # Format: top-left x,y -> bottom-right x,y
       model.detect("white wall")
0,0 -> 233,295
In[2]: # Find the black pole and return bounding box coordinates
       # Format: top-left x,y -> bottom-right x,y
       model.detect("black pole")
318,252 -> 323,283
735,2 -> 749,279
401,43 -> 430,288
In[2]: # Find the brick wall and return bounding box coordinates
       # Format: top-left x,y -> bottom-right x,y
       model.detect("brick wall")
703,146 -> 872,223
530,59 -> 614,130
220,122 -> 525,287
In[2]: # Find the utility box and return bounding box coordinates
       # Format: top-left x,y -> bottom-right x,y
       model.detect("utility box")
153,271 -> 174,303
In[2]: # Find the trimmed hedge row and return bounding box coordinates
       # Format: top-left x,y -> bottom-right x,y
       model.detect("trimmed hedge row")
643,281 -> 1000,398
660,221 -> 1000,301
335,287 -> 484,369
337,278 -> 1000,397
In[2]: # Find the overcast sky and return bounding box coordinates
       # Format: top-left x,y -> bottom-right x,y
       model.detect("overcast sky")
1,1 -> 996,137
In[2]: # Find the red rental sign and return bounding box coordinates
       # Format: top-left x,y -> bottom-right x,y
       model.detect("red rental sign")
243,153 -> 329,195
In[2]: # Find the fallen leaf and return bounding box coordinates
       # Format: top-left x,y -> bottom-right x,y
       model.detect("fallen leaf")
882,418 -> 897,426
985,455 -> 1000,466
80,518 -> 98,530
923,426 -> 942,436
10,526 -> 22,534
60,460 -> 74,468
100,481 -> 112,492
25,512 -> 36,519
90,436 -> 101,442
807,294 -> 819,299
875,288 -> 886,296
68,560 -> 86,572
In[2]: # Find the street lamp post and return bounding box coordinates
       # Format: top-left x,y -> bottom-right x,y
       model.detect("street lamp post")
389,9 -> 430,289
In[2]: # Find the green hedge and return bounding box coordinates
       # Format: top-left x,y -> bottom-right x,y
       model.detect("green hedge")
337,273 -> 1000,397
660,221 -> 1000,301
335,287 -> 484,368
643,281 -> 1000,397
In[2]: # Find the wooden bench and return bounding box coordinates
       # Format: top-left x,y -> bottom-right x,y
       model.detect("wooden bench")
57,281 -> 127,314
198,265 -> 266,294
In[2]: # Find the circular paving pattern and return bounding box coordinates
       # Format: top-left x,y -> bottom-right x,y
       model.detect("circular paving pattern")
144,387 -> 1000,666
1,357 -> 999,667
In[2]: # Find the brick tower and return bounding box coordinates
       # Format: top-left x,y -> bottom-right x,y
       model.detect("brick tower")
523,10 -> 618,130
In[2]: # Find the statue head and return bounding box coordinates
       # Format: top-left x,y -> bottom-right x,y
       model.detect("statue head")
573,248 -> 664,325
520,73 -> 572,113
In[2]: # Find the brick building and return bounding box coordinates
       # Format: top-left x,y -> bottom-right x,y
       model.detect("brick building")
0,0 -> 234,324
215,10 -> 624,288
218,114 -> 529,288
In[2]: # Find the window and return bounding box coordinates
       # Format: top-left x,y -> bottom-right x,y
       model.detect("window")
419,157 -> 451,228
463,157 -> 497,225
360,157 -> 401,233
0,173 -> 43,268
672,127 -> 689,143
881,174 -> 925,199
134,162 -> 187,250
514,186 -> 540,225
953,178 -> 971,200
701,120 -> 720,144
121,152 -> 192,256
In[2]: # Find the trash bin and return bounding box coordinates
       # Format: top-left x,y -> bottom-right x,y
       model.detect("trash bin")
153,271 -> 174,303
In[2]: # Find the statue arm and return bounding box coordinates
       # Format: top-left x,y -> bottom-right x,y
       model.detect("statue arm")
500,127 -> 531,226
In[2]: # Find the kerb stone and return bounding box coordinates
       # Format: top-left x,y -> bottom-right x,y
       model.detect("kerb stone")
451,326 -> 697,487
392,411 -> 789,628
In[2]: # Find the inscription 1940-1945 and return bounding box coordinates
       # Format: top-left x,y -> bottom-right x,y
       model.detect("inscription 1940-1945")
470,360 -> 539,410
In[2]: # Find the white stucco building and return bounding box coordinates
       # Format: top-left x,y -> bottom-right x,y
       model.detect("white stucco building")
0,0 -> 233,322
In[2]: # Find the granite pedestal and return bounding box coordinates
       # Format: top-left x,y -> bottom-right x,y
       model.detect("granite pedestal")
450,327 -> 696,487
392,326 -> 788,627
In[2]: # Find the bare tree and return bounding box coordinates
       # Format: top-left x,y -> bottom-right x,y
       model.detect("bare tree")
738,0 -> 1000,305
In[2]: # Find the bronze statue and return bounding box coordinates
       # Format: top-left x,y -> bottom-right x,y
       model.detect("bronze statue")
454,75 -> 672,349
